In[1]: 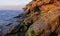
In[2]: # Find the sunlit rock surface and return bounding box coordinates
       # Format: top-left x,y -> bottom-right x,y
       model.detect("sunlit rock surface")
0,0 -> 60,36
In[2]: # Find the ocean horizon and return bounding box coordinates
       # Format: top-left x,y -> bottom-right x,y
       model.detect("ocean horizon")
0,10 -> 23,23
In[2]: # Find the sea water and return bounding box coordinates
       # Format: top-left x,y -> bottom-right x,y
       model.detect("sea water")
0,10 -> 23,24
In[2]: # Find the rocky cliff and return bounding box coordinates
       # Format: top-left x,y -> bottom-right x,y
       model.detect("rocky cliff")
0,0 -> 60,36
21,0 -> 60,36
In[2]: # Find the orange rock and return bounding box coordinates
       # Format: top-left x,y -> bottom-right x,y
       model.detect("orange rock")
17,0 -> 60,36
40,4 -> 57,12
57,27 -> 60,36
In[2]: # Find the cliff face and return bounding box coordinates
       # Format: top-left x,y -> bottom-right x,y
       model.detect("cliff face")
1,0 -> 60,36
19,0 -> 60,36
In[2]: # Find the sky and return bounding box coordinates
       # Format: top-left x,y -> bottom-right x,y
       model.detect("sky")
0,0 -> 32,10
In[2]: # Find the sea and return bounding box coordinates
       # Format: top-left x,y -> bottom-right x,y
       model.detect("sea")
0,10 -> 24,35
0,10 -> 23,24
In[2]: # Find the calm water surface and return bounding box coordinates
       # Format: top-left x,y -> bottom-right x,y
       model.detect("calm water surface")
0,10 -> 23,24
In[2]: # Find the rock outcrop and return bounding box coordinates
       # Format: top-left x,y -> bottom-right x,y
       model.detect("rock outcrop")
0,0 -> 60,36
20,0 -> 60,36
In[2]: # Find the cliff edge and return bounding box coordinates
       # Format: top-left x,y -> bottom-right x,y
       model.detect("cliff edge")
19,0 -> 60,36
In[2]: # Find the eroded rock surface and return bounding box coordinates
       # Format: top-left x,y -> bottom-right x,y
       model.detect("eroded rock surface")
22,0 -> 60,36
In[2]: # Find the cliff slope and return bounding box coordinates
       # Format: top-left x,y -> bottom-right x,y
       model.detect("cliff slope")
20,0 -> 60,36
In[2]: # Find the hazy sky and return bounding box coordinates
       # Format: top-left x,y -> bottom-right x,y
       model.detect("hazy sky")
0,0 -> 32,10
0,0 -> 31,5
